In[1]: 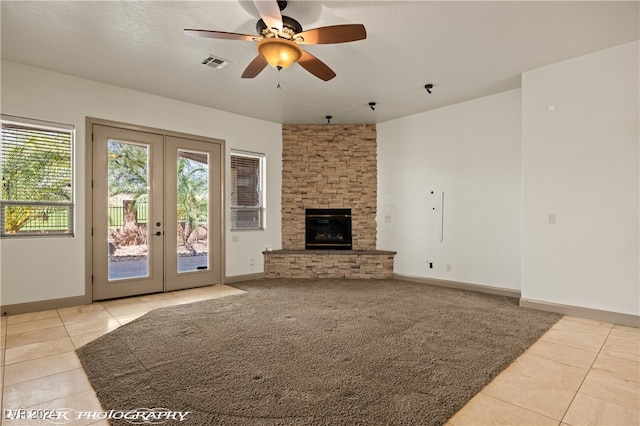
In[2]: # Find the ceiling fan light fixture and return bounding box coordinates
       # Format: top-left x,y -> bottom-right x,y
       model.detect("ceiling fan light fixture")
257,38 -> 303,70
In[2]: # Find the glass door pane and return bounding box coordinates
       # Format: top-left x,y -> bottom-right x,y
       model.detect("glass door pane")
176,149 -> 209,273
164,135 -> 221,291
107,140 -> 150,280
92,123 -> 164,301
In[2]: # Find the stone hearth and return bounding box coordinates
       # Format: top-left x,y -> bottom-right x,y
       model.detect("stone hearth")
263,250 -> 396,279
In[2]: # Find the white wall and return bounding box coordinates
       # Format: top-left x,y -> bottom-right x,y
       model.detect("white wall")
378,89 -> 522,290
1,61 -> 282,306
521,41 -> 639,316
4,42 -> 637,319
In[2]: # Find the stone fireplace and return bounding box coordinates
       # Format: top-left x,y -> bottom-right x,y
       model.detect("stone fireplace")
264,124 -> 395,279
280,124 -> 378,250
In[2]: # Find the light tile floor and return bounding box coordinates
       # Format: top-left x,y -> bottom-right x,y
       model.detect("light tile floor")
1,285 -> 638,426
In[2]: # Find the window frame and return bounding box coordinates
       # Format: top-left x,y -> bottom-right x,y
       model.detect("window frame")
230,150 -> 265,231
1,115 -> 75,238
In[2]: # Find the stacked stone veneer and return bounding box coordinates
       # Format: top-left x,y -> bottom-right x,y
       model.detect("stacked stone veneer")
263,250 -> 396,279
264,124 -> 396,279
281,124 -> 377,249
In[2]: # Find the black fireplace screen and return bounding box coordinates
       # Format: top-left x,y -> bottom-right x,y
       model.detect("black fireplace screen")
305,208 -> 352,250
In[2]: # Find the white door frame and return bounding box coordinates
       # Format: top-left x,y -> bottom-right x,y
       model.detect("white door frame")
85,117 -> 225,301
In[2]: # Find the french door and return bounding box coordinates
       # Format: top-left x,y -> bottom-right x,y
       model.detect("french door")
91,122 -> 223,300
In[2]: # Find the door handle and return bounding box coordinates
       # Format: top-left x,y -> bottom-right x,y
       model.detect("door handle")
155,231 -> 162,236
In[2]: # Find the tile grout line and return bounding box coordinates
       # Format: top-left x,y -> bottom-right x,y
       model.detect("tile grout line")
4,307 -> 112,415
6,291 -> 630,425
456,391 -> 561,426
557,324 -> 614,425
450,318 -> 566,424
7,375 -> 100,415
469,318 -> 606,424
1,290 -> 209,417
3,311 -> 77,387
51,308 -> 100,411
474,370 -> 562,421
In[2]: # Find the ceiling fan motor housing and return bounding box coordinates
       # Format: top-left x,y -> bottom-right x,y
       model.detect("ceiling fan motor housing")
256,15 -> 303,38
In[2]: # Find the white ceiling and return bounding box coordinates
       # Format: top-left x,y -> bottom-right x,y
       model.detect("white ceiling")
2,1 -> 638,125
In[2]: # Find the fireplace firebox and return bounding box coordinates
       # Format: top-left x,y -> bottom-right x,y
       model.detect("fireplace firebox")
305,208 -> 352,250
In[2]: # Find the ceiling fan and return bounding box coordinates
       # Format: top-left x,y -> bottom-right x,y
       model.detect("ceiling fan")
184,0 -> 366,81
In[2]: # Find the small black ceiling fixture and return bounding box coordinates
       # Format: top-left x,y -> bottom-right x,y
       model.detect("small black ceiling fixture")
369,102 -> 376,111
325,115 -> 333,124
425,84 -> 434,94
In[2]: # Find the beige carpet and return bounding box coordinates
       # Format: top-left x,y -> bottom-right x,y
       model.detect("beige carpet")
77,279 -> 561,425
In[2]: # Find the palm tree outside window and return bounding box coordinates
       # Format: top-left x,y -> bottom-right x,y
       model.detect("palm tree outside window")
1,115 -> 74,237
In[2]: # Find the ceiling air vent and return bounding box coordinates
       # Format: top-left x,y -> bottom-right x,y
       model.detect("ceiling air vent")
202,55 -> 231,69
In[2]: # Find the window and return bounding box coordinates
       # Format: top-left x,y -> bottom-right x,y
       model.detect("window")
230,151 -> 264,230
1,115 -> 75,237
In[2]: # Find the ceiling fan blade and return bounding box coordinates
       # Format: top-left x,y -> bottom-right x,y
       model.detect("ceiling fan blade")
253,0 -> 283,32
295,24 -> 367,45
297,50 -> 336,81
241,55 -> 269,78
184,29 -> 258,41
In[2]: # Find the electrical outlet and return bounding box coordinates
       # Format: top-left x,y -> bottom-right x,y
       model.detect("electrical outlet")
250,258 -> 255,266
446,264 -> 452,272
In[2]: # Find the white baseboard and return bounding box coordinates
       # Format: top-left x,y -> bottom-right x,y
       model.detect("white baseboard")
393,274 -> 639,328
520,298 -> 639,328
224,273 -> 264,284
393,274 -> 521,298
1,294 -> 93,317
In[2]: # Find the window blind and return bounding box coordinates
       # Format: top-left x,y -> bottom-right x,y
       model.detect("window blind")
1,117 -> 74,237
230,151 -> 264,230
